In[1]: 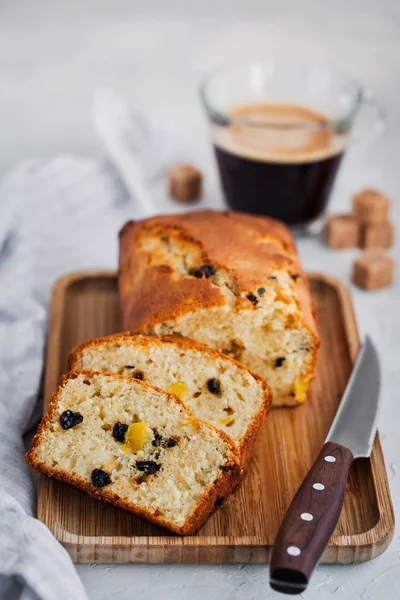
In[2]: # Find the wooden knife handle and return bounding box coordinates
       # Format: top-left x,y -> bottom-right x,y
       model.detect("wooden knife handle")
270,441 -> 353,595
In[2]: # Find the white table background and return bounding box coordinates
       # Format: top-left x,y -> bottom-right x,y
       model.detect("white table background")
1,1 -> 399,598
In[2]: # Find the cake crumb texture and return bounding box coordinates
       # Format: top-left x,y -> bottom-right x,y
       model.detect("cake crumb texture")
26,371 -> 241,534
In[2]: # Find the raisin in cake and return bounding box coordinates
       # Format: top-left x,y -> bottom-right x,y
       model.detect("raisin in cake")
26,372 -> 241,535
119,210 -> 319,406
69,334 -> 271,465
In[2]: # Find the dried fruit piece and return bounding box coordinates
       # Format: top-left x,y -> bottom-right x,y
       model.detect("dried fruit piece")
125,422 -> 147,452
151,432 -> 163,447
113,422 -> 129,443
91,468 -> 112,487
135,460 -> 161,475
293,376 -> 307,404
207,378 -> 221,395
257,287 -> 266,296
218,417 -> 235,427
191,264 -> 215,279
60,410 -> 83,430
274,357 -> 286,368
133,371 -> 144,380
296,395 -> 307,405
299,344 -> 311,352
246,293 -> 258,305
165,438 -> 177,448
152,431 -> 178,448
290,273 -> 301,281
168,381 -> 188,400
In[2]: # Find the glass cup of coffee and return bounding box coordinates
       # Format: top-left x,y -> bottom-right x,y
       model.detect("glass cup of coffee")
200,60 -> 383,228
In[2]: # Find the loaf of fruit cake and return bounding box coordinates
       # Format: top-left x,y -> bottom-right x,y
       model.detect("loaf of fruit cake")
118,210 -> 319,406
26,371 -> 241,534
69,334 -> 271,465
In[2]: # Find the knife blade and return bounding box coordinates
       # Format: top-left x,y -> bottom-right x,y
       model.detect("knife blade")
270,336 -> 381,595
326,335 -> 380,458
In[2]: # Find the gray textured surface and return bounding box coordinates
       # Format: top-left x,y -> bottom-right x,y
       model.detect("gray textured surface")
1,1 -> 399,598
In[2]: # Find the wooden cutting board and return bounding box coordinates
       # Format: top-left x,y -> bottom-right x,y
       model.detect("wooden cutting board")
37,271 -> 394,564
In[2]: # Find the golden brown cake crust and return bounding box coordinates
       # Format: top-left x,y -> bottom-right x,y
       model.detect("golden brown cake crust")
118,210 -> 318,338
26,371 -> 242,535
68,333 -> 272,465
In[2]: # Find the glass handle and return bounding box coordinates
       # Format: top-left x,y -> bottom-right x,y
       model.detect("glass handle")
352,91 -> 386,144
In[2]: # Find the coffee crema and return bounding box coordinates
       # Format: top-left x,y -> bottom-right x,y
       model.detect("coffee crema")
213,102 -> 346,225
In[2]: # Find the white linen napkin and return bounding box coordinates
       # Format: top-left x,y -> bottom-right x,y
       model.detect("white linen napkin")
0,91 -> 192,599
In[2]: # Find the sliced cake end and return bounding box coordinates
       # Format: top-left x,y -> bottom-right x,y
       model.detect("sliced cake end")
26,371 -> 241,534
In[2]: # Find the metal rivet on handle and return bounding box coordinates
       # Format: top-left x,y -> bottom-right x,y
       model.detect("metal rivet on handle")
324,455 -> 336,463
301,512 -> 313,521
287,546 -> 301,556
313,483 -> 325,490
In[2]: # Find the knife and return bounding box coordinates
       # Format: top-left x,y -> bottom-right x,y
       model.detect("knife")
270,336 -> 381,595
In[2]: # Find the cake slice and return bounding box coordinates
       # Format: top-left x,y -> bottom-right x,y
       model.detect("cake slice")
118,211 -> 319,407
26,371 -> 241,535
69,334 -> 271,465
